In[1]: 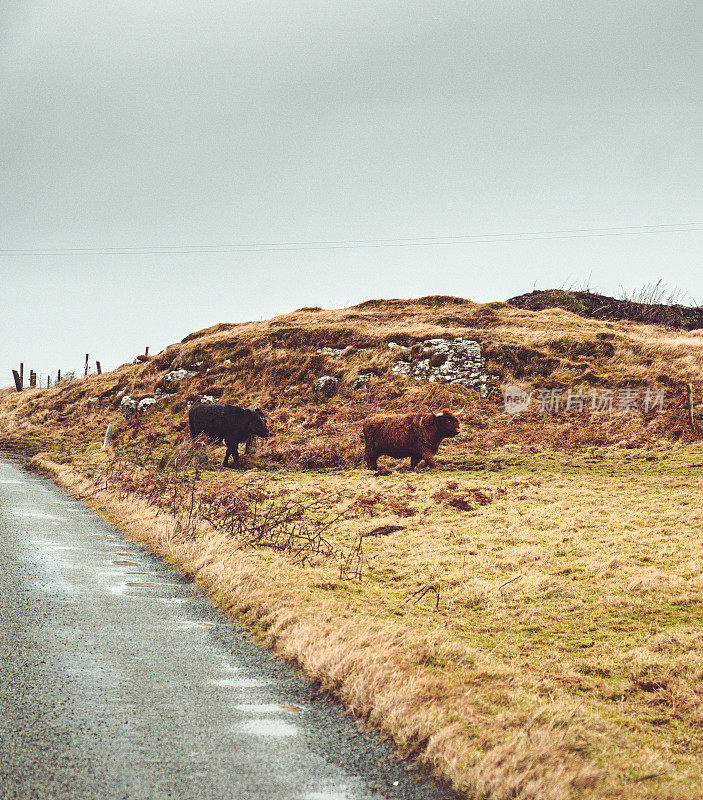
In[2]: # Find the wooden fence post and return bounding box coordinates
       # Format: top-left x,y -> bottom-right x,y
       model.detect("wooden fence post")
84,354 -> 89,377
102,422 -> 114,450
12,370 -> 22,392
145,346 -> 149,357
96,361 -> 102,375
29,371 -> 36,388
19,363 -> 24,388
57,369 -> 61,383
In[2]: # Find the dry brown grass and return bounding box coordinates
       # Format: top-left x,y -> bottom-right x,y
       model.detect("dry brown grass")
27,451 -> 703,800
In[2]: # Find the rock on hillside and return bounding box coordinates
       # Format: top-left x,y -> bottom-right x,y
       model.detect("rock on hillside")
508,289 -> 703,330
391,338 -> 487,394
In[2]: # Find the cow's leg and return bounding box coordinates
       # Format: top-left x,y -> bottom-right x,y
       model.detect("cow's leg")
223,439 -> 240,468
364,444 -> 378,470
420,450 -> 436,468
409,454 -> 421,470
231,447 -> 239,465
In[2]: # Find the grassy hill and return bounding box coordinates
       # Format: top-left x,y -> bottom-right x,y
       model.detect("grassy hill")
2,294 -> 703,800
2,293 -> 703,468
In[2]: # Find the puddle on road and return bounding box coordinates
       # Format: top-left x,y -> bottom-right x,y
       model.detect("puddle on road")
12,509 -> 67,521
28,537 -> 60,548
212,677 -> 266,689
109,581 -> 187,598
125,581 -> 183,588
280,704 -> 305,714
108,584 -> 132,596
170,620 -> 217,631
235,703 -> 305,715
31,577 -> 77,596
117,581 -> 192,601
238,718 -> 299,737
214,658 -> 242,674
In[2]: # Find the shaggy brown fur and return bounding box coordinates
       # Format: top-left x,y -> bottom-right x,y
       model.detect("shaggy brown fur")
362,410 -> 460,470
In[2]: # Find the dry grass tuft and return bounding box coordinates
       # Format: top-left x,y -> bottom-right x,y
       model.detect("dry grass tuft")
432,481 -> 506,511
471,707 -> 604,800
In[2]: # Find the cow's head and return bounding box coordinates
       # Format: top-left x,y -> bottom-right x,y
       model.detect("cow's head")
249,406 -> 269,438
431,409 -> 460,438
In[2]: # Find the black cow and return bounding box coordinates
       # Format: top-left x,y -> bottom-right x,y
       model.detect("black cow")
188,403 -> 269,467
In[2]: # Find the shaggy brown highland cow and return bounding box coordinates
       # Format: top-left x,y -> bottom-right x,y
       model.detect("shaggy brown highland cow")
362,410 -> 460,470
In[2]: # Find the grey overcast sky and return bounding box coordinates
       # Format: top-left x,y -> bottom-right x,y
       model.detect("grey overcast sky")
1,1 -> 702,384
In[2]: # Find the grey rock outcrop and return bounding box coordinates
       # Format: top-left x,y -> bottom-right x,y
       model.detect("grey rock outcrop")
317,347 -> 344,358
351,372 -> 374,390
391,338 -> 486,394
120,396 -> 138,419
163,369 -> 196,383
120,395 -> 160,418
314,376 -> 339,397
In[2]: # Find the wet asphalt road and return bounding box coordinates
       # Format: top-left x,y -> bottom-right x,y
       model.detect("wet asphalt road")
0,456 -> 456,800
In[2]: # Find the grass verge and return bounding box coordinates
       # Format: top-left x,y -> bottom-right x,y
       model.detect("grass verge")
27,450 -> 703,800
